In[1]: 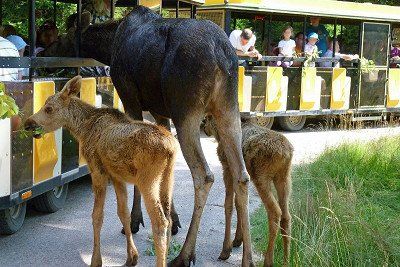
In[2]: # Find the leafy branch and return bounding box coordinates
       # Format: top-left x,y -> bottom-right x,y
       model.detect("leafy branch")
0,83 -> 19,120
359,57 -> 376,74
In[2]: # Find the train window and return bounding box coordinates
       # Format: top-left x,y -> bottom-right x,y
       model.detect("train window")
362,23 -> 390,67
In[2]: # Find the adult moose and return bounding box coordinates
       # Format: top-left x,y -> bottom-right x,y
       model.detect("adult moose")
43,6 -> 253,266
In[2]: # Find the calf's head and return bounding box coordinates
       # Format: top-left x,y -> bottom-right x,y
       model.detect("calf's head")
24,76 -> 82,138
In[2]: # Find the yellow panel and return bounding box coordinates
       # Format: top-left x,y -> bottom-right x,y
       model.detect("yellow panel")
238,66 -> 245,111
33,81 -> 58,184
331,68 -> 347,110
79,78 -> 96,166
387,68 -> 400,108
138,0 -> 161,10
113,89 -> 125,112
300,67 -> 317,110
265,67 -> 283,112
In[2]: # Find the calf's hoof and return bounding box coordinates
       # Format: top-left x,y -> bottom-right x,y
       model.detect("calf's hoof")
238,171 -> 250,183
125,254 -> 138,266
232,237 -> 243,247
168,252 -> 196,267
171,217 -> 182,236
90,257 -> 102,267
218,247 -> 232,260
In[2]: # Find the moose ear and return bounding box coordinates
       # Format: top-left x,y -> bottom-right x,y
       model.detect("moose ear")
61,76 -> 82,100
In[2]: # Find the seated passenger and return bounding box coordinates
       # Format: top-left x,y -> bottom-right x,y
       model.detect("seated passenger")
277,26 -> 296,67
0,36 -> 22,80
6,35 -> 28,78
35,21 -> 58,55
292,32 -> 304,67
320,38 -> 358,68
304,32 -> 319,67
229,28 -> 262,60
390,41 -> 400,68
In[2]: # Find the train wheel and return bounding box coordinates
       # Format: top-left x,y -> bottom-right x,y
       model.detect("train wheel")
277,116 -> 306,131
250,116 -> 274,129
32,183 -> 69,213
0,202 -> 27,235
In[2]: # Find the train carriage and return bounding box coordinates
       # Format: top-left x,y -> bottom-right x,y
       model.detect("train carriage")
1,0 -> 400,234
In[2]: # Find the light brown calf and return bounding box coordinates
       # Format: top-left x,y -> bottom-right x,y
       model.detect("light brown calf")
25,76 -> 178,267
204,115 -> 293,267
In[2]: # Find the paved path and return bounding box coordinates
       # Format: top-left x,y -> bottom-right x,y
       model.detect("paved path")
1,126 -> 399,266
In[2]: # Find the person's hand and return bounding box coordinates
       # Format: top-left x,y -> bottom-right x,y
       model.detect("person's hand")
257,53 -> 263,61
342,55 -> 353,61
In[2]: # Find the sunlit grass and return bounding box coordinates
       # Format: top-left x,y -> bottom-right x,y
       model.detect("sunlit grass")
251,136 -> 400,266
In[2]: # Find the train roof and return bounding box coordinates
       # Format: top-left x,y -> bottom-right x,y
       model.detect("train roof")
201,0 -> 400,22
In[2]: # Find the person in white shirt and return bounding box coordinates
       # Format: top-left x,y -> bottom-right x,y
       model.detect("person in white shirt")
229,28 -> 262,60
320,38 -> 359,68
277,26 -> 296,67
0,36 -> 22,81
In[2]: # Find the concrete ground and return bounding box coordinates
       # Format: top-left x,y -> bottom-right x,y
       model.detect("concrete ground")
1,126 -> 399,267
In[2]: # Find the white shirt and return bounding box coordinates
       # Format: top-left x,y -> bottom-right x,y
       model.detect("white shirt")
0,37 -> 20,81
278,39 -> 296,56
229,30 -> 256,53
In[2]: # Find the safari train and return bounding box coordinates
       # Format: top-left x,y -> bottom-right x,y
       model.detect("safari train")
1,0 -> 400,234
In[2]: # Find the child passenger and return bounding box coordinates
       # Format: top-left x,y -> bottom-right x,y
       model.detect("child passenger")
304,32 -> 319,67
277,26 -> 296,67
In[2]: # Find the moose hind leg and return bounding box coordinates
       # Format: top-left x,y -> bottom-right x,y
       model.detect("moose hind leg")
169,113 -> 214,267
212,109 -> 253,267
113,180 -> 139,266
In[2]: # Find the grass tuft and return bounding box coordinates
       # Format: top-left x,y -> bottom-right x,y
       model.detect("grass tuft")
251,136 -> 400,267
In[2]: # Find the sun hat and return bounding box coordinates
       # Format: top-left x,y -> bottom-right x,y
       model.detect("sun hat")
307,32 -> 319,40
6,35 -> 27,50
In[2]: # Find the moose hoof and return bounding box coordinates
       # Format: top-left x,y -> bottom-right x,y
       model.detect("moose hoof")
130,216 -> 145,234
125,254 -> 138,266
171,217 -> 182,236
232,238 -> 243,247
168,252 -> 196,267
218,248 -> 232,261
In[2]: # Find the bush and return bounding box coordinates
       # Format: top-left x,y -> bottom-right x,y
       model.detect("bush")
251,136 -> 400,266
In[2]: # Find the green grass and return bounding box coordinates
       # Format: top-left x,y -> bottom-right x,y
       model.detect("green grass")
251,136 -> 400,267
145,235 -> 182,260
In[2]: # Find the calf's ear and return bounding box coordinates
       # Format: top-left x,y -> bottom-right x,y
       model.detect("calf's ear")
61,75 -> 82,99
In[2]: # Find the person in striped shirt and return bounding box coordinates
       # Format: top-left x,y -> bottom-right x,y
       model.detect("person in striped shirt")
0,36 -> 21,81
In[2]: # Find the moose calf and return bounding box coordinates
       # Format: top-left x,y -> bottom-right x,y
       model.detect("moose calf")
203,115 -> 293,267
25,76 -> 178,267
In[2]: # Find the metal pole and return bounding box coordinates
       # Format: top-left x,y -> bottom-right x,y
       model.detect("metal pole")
224,10 -> 231,36
302,16 -> 307,54
190,4 -> 194,19
76,0 -> 82,58
28,0 -> 36,80
176,1 -> 179,18
0,0 -> 3,26
110,0 -> 114,19
332,18 -> 337,67
53,0 -> 57,24
192,5 -> 197,19
267,14 -> 271,56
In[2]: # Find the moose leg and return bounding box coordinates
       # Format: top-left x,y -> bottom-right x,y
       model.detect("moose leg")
169,114 -> 214,267
151,112 -> 181,235
142,186 -> 169,267
219,165 -> 235,260
90,171 -> 108,267
112,77 -> 145,235
255,179 -> 281,267
232,195 -> 243,247
113,180 -> 139,266
212,109 -> 253,267
274,173 -> 292,267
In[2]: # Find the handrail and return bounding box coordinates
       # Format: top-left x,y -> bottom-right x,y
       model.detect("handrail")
0,57 -> 106,68
238,56 -> 358,63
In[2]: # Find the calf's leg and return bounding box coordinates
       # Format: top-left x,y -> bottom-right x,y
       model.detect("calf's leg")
90,171 -> 108,267
169,113 -> 214,267
254,179 -> 281,267
219,165 -> 235,260
142,185 -> 169,267
113,180 -> 139,266
232,196 -> 243,247
274,171 -> 292,267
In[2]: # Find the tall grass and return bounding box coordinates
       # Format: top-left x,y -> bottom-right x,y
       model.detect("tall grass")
251,136 -> 400,267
